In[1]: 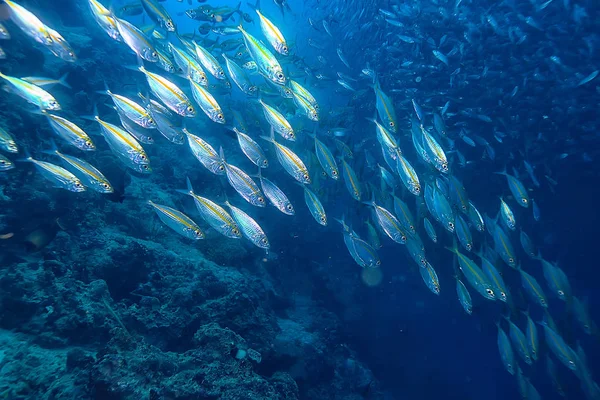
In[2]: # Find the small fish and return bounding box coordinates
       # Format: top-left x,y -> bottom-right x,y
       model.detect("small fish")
184,128 -> 224,175
134,65 -> 196,117
177,178 -> 241,239
341,159 -> 361,201
0,72 -> 60,110
455,214 -> 473,251
17,153 -> 85,192
493,225 -> 517,269
338,218 -> 380,268
363,198 -> 407,244
88,0 -> 120,41
299,184 -> 327,226
421,125 -> 449,174
373,79 -> 398,132
495,169 -> 529,208
396,155 -> 421,196
577,70 -> 598,86
499,197 -> 516,231
519,269 -> 548,308
255,9 -> 288,55
220,148 -> 265,207
446,242 -> 495,300
43,112 -> 95,151
3,0 -> 52,45
433,49 -> 449,66
392,195 -> 415,235
190,80 -> 226,124
468,201 -> 485,232
480,256 -> 508,303
256,168 -> 294,215
289,80 -> 318,111
538,322 -> 577,371
311,133 -> 339,180
520,230 -> 537,258
420,262 -> 441,295
258,99 -> 295,141
149,108 -> 184,144
365,220 -> 382,249
532,199 -> 541,221
456,277 -> 472,314
539,258 -> 571,301
260,129 -> 310,184
224,200 -> 269,249
424,218 -> 437,243
447,175 -> 469,214
0,154 -> 14,171
522,310 -> 539,361
238,24 -> 285,85
193,41 -> 226,80
0,127 -> 19,153
148,200 -> 204,240
141,0 -> 176,31
43,143 -> 112,193
506,318 -> 532,365
114,17 -> 158,62
222,53 -> 257,96
336,47 -> 351,69
496,322 -> 516,374
169,43 -> 208,86
99,88 -> 156,129
232,127 -> 268,168
433,188 -> 455,233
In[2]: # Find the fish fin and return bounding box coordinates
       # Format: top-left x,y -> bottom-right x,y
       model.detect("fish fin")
57,72 -> 71,89
247,0 -> 260,11
219,146 -> 226,162
444,237 -> 460,255
41,139 -> 59,156
259,126 -> 276,144
80,103 -> 99,122
16,148 -> 33,163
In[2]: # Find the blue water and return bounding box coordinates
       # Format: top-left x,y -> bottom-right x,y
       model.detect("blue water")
0,0 -> 598,399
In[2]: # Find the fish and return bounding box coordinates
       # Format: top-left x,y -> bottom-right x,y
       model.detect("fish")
341,159 -> 361,201
496,322 -> 515,374
177,177 -> 241,239
433,188 -> 455,233
519,269 -> 548,308
17,153 -> 85,192
424,218 -> 437,244
98,88 -> 156,129
455,215 -> 473,252
224,200 -> 269,249
0,72 -> 60,110
231,127 -> 268,168
506,318 -> 532,365
420,262 -> 441,295
364,220 -> 382,250
0,127 -> 18,153
183,128 -> 225,175
337,217 -> 380,268
220,148 -> 265,207
499,197 -> 516,231
21,73 -> 71,89
189,80 -> 225,124
372,79 -> 398,133
539,257 -> 571,301
148,200 -> 204,240
392,195 -> 416,235
260,128 -> 310,184
291,91 -> 319,121
222,53 -> 257,96
169,43 -> 208,86
396,155 -> 421,196
446,242 -> 495,300
114,17 -> 158,62
493,224 -> 517,269
299,184 -> 327,226
480,255 -> 508,303
420,125 -> 449,174
363,197 -> 407,245
289,80 -> 318,111
495,169 -> 529,208
522,310 -> 539,361
467,201 -> 485,232
258,99 -> 295,141
254,9 -> 288,55
238,24 -> 285,85
133,65 -> 196,117
193,41 -> 226,80
43,142 -> 113,193
87,113 -> 151,174
141,0 -> 176,31
311,132 -> 339,180
3,0 -> 52,45
255,168 -> 293,215
538,322 -> 578,371
456,277 -> 473,315
519,230 -> 536,258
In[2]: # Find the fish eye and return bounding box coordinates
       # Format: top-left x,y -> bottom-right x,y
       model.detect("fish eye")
85,141 -> 93,147
401,235 -> 407,242
219,70 -> 224,76
522,198 -> 528,205
261,238 -> 268,244
217,114 -> 224,120
277,73 -> 284,79
152,52 -> 157,58
415,187 -> 421,194
201,76 -> 206,82
389,121 -> 395,127
332,170 -> 338,176
486,288 -> 494,296
509,258 -> 514,264
0,160 -> 6,165
449,222 -> 454,229
303,173 -> 309,180
558,290 -> 564,296
187,106 -> 194,113
258,197 -> 265,203
283,46 -> 288,53
442,163 -> 448,171
195,229 -> 202,236
376,260 -> 381,266
286,204 -> 293,211
102,183 -> 110,189
320,216 -> 326,223
140,154 -> 147,160
233,228 -> 240,235
218,165 -> 225,171
143,165 -> 149,170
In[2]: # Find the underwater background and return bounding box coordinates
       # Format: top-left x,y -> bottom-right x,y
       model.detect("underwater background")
0,0 -> 599,399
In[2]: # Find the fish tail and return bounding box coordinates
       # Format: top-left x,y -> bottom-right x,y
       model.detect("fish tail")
58,72 -> 71,89
16,149 -> 33,163
259,126 -> 276,144
41,138 -> 59,156
175,177 -> 194,196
